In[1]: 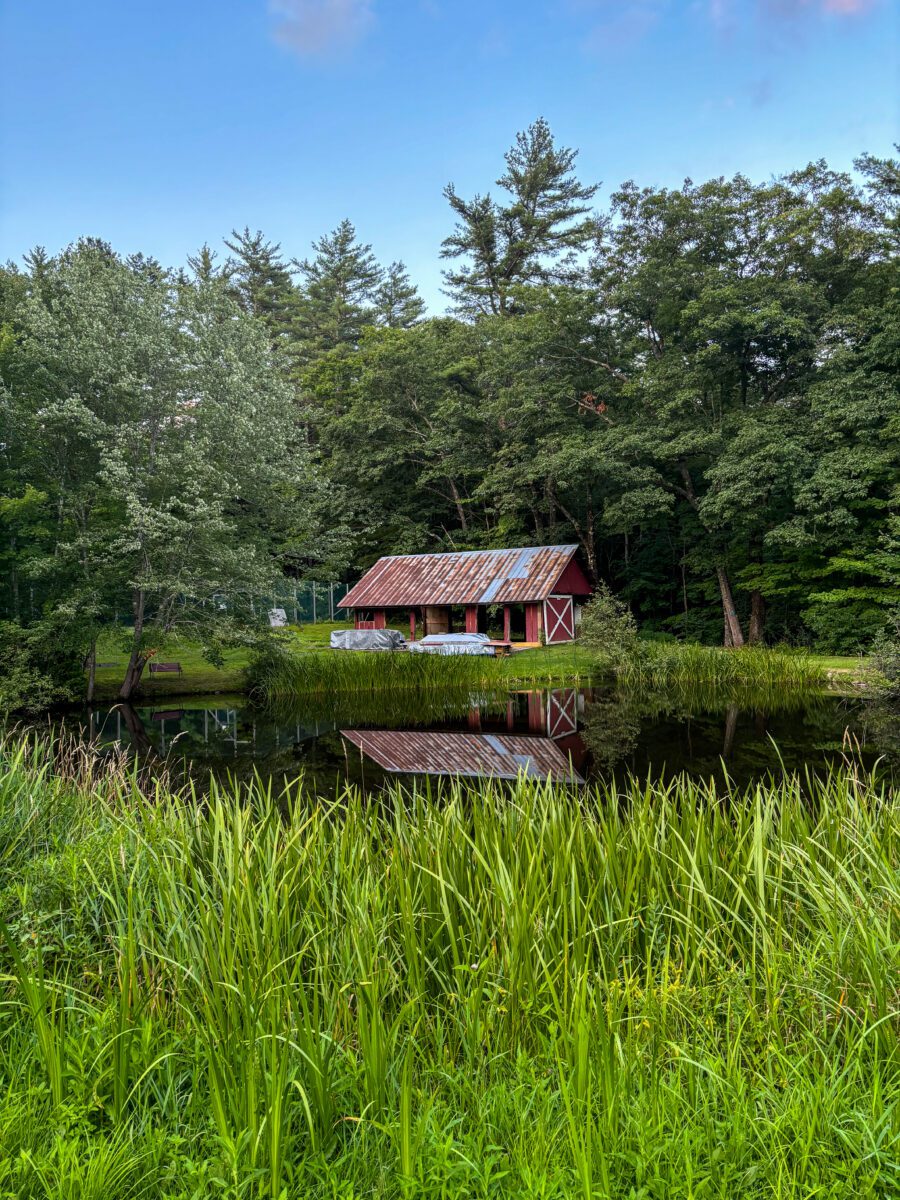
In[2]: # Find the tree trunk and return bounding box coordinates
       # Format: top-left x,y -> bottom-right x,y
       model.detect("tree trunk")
553,491 -> 598,583
748,590 -> 765,645
680,549 -> 690,638
116,703 -> 155,758
9,537 -> 19,621
676,467 -> 747,648
120,652 -> 148,701
119,589 -> 147,700
716,566 -> 745,648
85,637 -> 97,703
583,493 -> 597,583
723,704 -> 739,758
448,478 -> 468,533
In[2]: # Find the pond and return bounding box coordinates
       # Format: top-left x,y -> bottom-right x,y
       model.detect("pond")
56,683 -> 897,795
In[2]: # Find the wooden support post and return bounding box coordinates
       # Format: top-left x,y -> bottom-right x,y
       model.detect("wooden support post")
503,605 -> 511,642
466,605 -> 478,634
410,610 -> 417,641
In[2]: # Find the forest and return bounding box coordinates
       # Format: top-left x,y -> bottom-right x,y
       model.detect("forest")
1,121 -> 898,705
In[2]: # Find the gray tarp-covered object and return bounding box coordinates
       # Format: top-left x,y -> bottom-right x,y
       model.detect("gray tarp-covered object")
330,629 -> 407,651
406,633 -> 496,656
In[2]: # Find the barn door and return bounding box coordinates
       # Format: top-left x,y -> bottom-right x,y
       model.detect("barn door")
547,688 -> 577,739
544,595 -> 574,643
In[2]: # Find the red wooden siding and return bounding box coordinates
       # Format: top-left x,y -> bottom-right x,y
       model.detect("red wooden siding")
525,603 -> 541,642
551,557 -> 593,597
355,609 -> 386,629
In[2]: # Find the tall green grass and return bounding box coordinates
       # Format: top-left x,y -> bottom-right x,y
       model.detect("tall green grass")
620,642 -> 826,692
248,644 -> 510,699
258,683 -> 514,727
250,639 -> 825,706
0,732 -> 897,1197
248,644 -> 586,701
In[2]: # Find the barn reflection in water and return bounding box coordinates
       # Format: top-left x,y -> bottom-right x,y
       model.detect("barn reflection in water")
67,685 -> 891,794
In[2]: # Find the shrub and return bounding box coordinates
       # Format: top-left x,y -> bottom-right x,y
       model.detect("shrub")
871,608 -> 900,698
0,620 -> 83,713
579,584 -> 638,670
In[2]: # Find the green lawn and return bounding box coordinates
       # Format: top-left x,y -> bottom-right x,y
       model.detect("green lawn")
809,654 -> 867,672
91,623 -> 355,700
503,641 -> 594,680
91,625 -> 597,700
89,628 -> 871,703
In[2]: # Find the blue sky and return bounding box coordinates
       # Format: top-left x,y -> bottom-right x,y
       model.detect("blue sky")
1,0 -> 896,310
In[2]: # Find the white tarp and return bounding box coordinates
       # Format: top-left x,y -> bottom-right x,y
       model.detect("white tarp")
330,629 -> 407,651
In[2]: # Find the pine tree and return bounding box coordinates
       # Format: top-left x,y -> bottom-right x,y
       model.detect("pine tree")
186,243 -> 227,283
223,227 -> 295,344
375,261 -> 426,328
441,117 -> 598,317
291,219 -> 383,359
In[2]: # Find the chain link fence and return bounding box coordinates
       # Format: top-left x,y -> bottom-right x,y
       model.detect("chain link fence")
259,580 -> 351,625
101,581 -> 354,628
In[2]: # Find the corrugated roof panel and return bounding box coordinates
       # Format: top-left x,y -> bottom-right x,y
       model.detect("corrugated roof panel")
340,545 -> 581,609
342,729 -> 582,782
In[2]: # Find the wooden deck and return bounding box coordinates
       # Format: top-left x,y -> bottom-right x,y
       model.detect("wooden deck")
486,640 -> 542,655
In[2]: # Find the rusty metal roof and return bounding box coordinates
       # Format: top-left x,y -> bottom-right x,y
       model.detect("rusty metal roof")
340,545 -> 579,609
342,730 -> 582,782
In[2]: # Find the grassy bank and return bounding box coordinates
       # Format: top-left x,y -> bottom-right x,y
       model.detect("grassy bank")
0,736 -> 897,1197
250,640 -> 829,704
249,639 -> 593,700
87,625 -> 858,705
618,643 -> 826,691
88,624 -> 356,701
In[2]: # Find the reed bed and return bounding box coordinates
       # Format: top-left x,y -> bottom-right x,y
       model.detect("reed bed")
620,643 -> 826,692
0,732 -> 897,1197
249,645 -> 585,702
249,645 -> 511,699
250,640 -> 825,706
257,683 -> 514,727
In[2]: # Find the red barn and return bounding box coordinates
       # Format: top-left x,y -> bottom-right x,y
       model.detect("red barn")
339,545 -> 592,644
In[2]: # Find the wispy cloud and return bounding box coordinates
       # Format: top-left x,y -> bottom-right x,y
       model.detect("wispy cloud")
719,0 -> 878,24
269,0 -> 375,58
568,0 -> 669,51
572,0 -> 878,50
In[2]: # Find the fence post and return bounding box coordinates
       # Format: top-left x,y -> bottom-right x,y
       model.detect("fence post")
329,583 -> 334,621
312,583 -> 317,624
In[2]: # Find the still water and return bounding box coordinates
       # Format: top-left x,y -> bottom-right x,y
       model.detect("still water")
62,685 -> 896,795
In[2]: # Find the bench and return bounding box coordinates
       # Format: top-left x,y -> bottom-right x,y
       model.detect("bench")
149,662 -> 183,677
